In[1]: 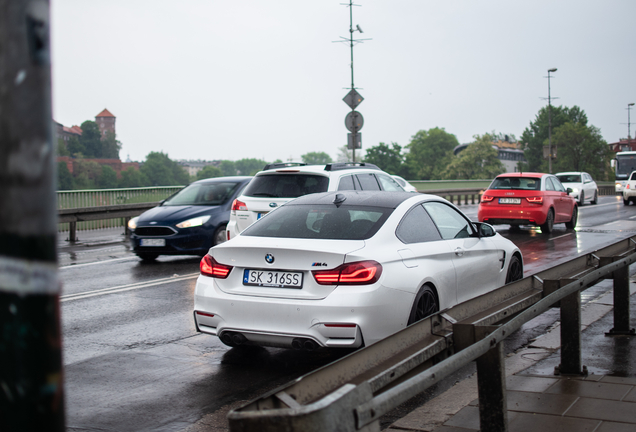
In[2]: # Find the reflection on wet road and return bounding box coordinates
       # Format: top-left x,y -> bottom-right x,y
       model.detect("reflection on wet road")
59,195 -> 636,431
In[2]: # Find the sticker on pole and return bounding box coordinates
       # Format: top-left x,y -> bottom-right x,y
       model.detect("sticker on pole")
0,256 -> 59,295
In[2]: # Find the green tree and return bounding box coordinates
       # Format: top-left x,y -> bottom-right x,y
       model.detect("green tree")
520,105 -> 588,172
141,152 -> 189,186
57,138 -> 69,156
119,167 -> 149,188
301,151 -> 333,165
79,121 -> 103,158
441,134 -> 505,179
66,136 -> 85,157
336,145 -> 353,162
72,159 -> 102,189
197,165 -> 223,180
101,131 -> 122,159
96,165 -> 118,188
551,123 -> 610,179
404,128 -> 459,180
57,161 -> 74,190
219,160 -> 237,176
363,142 -> 404,175
235,158 -> 267,175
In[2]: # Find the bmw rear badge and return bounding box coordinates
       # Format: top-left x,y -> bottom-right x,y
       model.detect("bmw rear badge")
265,254 -> 275,264
269,202 -> 278,208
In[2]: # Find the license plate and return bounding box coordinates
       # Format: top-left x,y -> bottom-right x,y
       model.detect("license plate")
257,212 -> 268,220
499,198 -> 521,204
140,238 -> 165,247
243,269 -> 303,288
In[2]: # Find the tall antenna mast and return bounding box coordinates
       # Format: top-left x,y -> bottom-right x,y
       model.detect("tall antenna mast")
335,1 -> 370,162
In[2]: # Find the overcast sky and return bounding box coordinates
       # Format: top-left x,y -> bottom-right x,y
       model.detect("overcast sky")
51,1 -> 636,164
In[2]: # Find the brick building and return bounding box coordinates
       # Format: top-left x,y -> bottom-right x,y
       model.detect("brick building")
56,109 -> 138,177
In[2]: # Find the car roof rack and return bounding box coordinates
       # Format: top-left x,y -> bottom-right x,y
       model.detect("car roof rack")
324,162 -> 380,171
262,162 -> 308,171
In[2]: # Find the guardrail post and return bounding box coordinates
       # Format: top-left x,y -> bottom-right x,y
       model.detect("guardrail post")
558,278 -> 583,375
607,262 -> 635,335
68,221 -> 77,243
475,325 -> 508,432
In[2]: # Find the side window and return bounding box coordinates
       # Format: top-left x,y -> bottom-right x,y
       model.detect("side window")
396,205 -> 442,244
337,175 -> 358,191
630,172 -> 636,181
356,173 -> 381,190
545,177 -> 556,191
376,174 -> 404,191
551,177 -> 566,193
423,202 -> 473,240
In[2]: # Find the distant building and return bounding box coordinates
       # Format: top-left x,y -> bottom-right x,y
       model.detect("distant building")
453,139 -> 526,172
54,121 -> 82,142
608,138 -> 636,152
55,109 -> 137,178
95,108 -> 116,138
177,160 -> 222,177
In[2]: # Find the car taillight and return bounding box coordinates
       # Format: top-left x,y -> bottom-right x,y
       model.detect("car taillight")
200,254 -> 233,278
480,195 -> 494,202
231,199 -> 247,213
627,184 -> 631,190
312,260 -> 382,285
526,196 -> 543,204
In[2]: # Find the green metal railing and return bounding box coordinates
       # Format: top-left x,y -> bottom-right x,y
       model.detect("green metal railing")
57,186 -> 184,231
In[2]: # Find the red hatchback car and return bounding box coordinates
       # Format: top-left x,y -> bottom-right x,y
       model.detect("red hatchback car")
478,172 -> 577,233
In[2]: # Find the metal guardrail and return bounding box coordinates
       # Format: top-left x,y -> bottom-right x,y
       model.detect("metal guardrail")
227,235 -> 636,432
58,202 -> 159,243
56,186 -> 183,233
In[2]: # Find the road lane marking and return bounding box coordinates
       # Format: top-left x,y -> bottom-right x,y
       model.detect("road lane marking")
59,256 -> 136,269
61,273 -> 199,302
550,233 -> 572,241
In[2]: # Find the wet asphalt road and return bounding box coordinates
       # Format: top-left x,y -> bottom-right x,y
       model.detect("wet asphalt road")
58,195 -> 636,431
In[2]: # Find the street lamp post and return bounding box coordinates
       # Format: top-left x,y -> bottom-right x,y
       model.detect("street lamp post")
547,68 -> 557,174
628,103 -> 635,148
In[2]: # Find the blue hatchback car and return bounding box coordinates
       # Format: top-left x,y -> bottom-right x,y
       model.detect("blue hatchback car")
129,176 -> 252,261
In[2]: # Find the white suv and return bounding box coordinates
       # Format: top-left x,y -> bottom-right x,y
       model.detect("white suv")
226,162 -> 405,240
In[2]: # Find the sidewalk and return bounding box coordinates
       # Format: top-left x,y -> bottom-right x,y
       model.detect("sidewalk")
387,279 -> 636,432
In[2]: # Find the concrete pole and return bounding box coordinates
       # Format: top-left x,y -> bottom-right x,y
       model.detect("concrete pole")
0,1 -> 65,430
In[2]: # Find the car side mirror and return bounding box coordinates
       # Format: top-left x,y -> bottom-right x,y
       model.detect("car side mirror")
473,222 -> 496,237
566,188 -> 573,194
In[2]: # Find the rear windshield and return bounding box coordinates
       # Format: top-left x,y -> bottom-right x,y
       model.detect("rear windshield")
489,177 -> 541,191
163,182 -> 240,206
243,174 -> 329,198
556,174 -> 581,183
242,205 -> 391,240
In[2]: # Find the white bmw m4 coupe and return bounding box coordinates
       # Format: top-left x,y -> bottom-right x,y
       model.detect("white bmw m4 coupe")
194,191 -> 523,350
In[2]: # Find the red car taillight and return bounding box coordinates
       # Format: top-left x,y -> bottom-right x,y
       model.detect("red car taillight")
480,195 -> 494,202
200,255 -> 233,278
526,196 -> 544,204
627,184 -> 631,190
312,260 -> 382,285
231,199 -> 247,214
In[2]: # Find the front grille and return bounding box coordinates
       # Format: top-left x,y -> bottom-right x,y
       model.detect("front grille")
135,226 -> 176,236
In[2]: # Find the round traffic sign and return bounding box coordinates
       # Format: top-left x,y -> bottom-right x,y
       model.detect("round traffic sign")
345,111 -> 364,133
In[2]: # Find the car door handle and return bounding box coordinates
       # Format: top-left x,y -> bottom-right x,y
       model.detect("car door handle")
454,247 -> 464,257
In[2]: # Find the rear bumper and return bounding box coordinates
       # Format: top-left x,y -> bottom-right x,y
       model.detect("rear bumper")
478,204 -> 548,226
193,275 -> 414,349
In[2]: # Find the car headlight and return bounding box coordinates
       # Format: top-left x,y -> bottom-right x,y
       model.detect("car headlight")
176,215 -> 211,229
128,216 -> 139,230
571,187 -> 579,194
